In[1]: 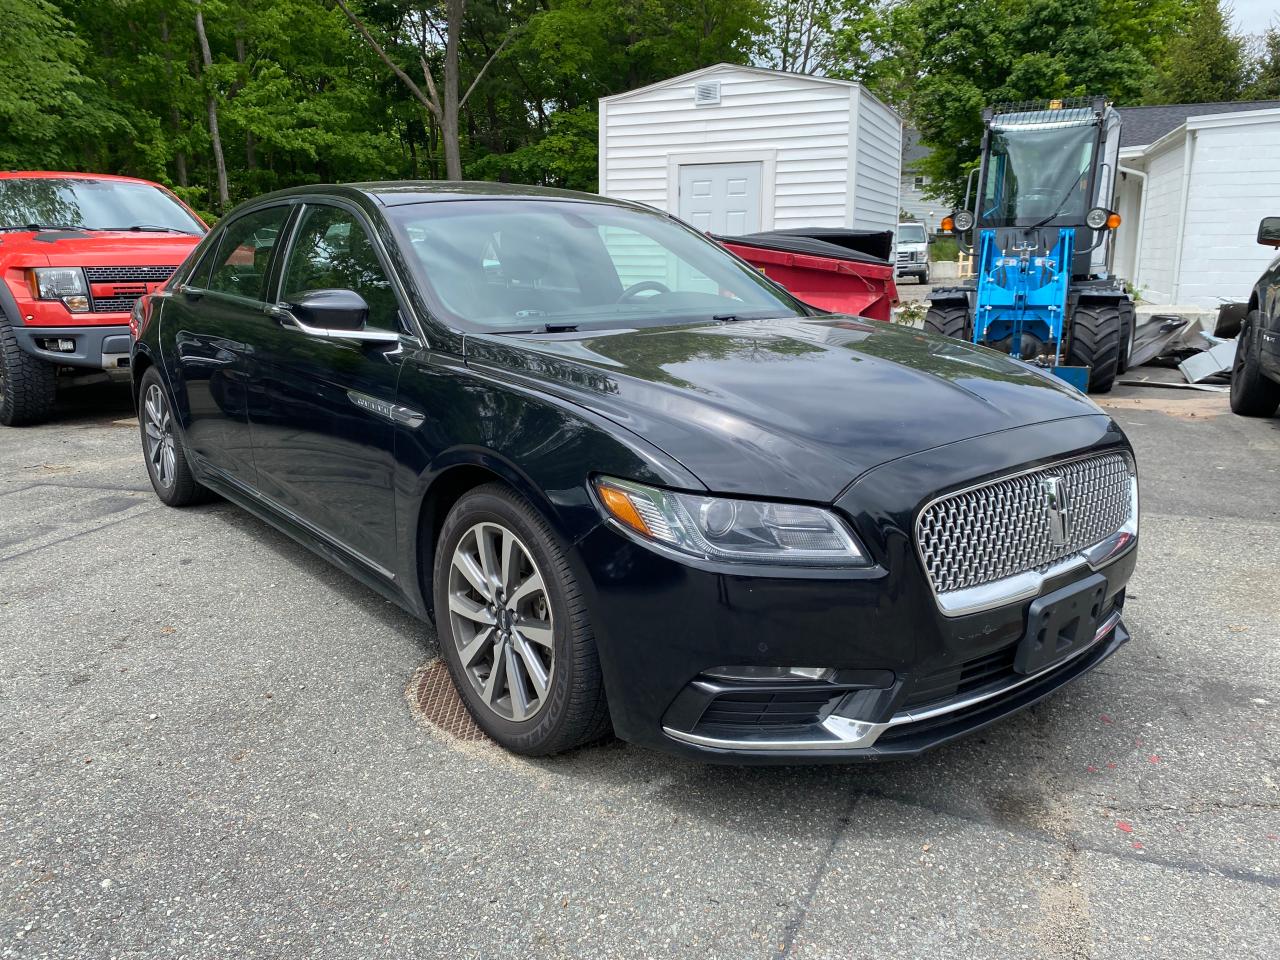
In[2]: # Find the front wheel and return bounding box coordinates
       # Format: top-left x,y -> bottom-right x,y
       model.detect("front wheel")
433,483 -> 611,755
1230,311 -> 1280,417
1067,302 -> 1123,394
0,319 -> 57,426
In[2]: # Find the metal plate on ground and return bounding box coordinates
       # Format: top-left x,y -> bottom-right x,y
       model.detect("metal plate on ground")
408,660 -> 490,743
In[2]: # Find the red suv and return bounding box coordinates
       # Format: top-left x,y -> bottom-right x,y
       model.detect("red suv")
0,172 -> 205,426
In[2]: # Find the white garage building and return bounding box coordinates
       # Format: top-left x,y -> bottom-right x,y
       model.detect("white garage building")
1113,101 -> 1280,308
597,64 -> 902,236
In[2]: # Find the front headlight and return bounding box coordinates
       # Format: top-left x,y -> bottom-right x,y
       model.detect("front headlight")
593,476 -> 870,567
27,267 -> 89,312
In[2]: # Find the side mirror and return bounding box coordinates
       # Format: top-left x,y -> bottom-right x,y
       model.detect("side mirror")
927,235 -> 936,244
288,288 -> 369,330
1258,217 -> 1280,248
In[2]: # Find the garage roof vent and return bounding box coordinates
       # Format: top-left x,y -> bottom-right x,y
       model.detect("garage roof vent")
694,80 -> 721,106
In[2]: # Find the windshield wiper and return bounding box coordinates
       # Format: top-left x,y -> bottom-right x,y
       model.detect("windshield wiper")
1029,181 -> 1085,229
491,322 -> 580,335
103,224 -> 200,234
0,223 -> 84,232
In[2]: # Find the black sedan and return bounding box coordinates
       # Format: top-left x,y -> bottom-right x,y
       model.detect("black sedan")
131,182 -> 1139,762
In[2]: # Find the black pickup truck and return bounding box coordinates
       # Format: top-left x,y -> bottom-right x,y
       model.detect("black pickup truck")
1232,217 -> 1280,417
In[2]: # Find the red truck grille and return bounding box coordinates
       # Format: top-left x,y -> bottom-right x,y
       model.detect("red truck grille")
83,265 -> 176,314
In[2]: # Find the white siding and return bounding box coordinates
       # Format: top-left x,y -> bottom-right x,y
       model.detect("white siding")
599,65 -> 901,233
1175,118 -> 1280,306
851,90 -> 902,233
899,176 -> 941,230
1134,141 -> 1184,304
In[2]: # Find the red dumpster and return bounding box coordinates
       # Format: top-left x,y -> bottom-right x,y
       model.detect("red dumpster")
716,229 -> 898,322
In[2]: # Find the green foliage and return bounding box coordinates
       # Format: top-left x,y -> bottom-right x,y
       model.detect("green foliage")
828,0 -> 1243,206
1250,28 -> 1280,99
1145,0 -> 1248,103
929,235 -> 959,262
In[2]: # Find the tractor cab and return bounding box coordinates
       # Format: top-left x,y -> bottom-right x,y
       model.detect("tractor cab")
926,98 -> 1132,394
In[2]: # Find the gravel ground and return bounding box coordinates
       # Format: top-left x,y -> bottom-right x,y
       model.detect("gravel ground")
1,375 -> 1277,960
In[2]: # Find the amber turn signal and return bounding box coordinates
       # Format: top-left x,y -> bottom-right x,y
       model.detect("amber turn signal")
940,216 -> 955,233
1106,212 -> 1122,230
596,483 -> 651,536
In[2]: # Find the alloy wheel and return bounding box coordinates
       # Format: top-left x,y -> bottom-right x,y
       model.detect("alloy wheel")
143,383 -> 177,489
446,521 -> 555,722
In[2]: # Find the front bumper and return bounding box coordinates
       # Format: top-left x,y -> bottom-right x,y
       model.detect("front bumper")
11,323 -> 133,374
571,416 -> 1138,764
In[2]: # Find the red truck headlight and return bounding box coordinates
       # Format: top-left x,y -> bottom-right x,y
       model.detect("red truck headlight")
27,267 -> 90,313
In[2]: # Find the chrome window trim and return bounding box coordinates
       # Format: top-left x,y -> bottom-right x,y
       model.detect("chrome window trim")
662,609 -> 1123,753
913,452 -> 1138,618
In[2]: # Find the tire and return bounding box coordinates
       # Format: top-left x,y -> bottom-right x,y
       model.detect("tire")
0,318 -> 58,426
1117,299 -> 1136,374
920,265 -> 931,285
923,303 -> 971,340
1067,302 -> 1123,394
1230,310 -> 1280,418
138,367 -> 214,507
433,483 -> 611,755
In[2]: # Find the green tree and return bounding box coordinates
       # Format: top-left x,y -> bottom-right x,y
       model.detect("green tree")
0,0 -> 124,168
1246,27 -> 1280,99
829,0 -> 1187,204
1146,0 -> 1247,103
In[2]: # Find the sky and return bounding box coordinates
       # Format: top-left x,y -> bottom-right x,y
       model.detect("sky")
1233,0 -> 1278,35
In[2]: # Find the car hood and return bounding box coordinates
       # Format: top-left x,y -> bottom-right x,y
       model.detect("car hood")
0,230 -> 201,267
464,315 -> 1103,502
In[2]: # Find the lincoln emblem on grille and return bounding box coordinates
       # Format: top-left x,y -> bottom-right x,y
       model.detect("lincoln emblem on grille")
1040,476 -> 1073,546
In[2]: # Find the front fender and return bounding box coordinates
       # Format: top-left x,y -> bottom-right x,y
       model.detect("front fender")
391,348 -> 703,618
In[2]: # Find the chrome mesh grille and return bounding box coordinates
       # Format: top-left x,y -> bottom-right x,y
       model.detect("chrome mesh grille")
916,453 -> 1135,595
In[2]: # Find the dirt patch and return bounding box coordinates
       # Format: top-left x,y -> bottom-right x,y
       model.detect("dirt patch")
406,659 -> 490,744
1096,392 -> 1229,420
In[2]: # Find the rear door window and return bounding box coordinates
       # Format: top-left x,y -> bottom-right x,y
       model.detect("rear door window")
207,206 -> 291,302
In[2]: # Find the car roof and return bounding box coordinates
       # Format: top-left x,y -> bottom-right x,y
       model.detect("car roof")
0,170 -> 170,188
241,180 -> 650,212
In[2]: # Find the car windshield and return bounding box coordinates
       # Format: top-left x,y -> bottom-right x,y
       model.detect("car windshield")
389,199 -> 806,333
979,118 -> 1098,227
898,223 -> 926,244
0,177 -> 203,234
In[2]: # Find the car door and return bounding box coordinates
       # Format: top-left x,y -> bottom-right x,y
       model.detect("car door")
167,204 -> 292,484
247,201 -> 407,576
1263,255 -> 1280,377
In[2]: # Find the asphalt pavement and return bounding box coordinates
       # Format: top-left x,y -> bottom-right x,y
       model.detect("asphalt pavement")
2,374 -> 1278,959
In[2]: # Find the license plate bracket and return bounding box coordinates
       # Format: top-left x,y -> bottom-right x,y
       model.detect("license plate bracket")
1014,573 -> 1108,675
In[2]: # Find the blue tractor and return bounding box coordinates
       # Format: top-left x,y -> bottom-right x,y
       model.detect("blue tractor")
926,98 -> 1134,393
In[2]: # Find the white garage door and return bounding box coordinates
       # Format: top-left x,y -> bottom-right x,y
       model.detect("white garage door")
678,162 -> 763,235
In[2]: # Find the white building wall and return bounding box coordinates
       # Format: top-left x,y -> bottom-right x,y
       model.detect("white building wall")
1134,141 -> 1185,303
1175,117 -> 1280,306
599,66 -> 900,233
850,90 -> 902,233
899,176 -> 940,231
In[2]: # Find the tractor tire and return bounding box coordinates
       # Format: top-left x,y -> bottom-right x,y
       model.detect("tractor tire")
1067,302 -> 1123,394
1116,299 -> 1136,374
924,304 -> 971,341
0,317 -> 58,427
1230,310 -> 1280,418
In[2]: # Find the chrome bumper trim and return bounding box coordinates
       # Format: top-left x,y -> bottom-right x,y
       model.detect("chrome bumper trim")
662,609 -> 1123,753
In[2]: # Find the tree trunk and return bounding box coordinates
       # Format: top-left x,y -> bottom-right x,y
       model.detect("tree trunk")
159,14 -> 189,187
441,0 -> 463,180
194,0 -> 229,210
